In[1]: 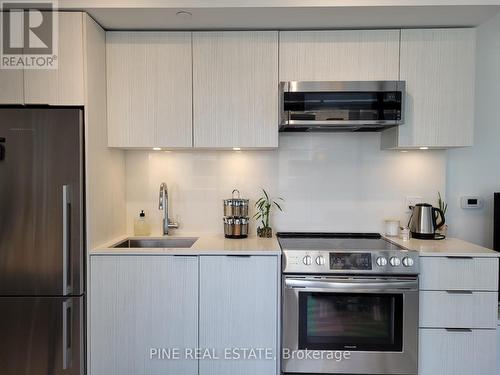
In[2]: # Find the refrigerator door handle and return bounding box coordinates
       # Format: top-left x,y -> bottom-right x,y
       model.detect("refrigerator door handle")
62,299 -> 73,370
0,137 -> 5,161
62,185 -> 72,295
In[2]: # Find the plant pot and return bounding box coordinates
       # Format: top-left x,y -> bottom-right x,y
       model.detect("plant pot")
436,224 -> 448,237
257,227 -> 273,238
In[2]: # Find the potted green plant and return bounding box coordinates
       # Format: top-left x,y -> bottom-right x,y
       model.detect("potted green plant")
437,191 -> 448,236
254,189 -> 284,238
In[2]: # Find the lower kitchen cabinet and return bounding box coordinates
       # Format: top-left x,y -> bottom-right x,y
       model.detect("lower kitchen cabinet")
90,255 -> 198,375
89,254 -> 280,375
497,321 -> 500,373
199,255 -> 279,375
419,328 -> 496,375
419,256 -> 498,291
419,290 -> 498,329
418,255 -> 499,375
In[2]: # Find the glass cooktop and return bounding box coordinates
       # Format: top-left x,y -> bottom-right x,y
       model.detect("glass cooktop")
277,232 -> 402,251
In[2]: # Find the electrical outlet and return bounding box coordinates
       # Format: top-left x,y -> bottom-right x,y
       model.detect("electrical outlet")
405,196 -> 423,212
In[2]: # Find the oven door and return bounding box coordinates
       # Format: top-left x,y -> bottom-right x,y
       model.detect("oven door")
282,276 -> 418,375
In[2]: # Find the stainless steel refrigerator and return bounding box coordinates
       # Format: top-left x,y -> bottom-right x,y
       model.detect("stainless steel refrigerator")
0,108 -> 85,375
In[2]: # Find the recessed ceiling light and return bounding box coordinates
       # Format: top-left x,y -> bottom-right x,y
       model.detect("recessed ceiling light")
419,147 -> 429,150
176,10 -> 192,17
153,147 -> 162,151
233,147 -> 241,151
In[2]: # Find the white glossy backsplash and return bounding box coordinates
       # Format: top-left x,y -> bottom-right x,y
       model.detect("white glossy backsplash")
126,133 -> 447,236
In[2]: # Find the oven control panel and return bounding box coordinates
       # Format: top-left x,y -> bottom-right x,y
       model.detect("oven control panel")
282,250 -> 419,275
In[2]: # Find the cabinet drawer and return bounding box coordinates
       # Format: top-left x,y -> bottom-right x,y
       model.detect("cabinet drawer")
419,328 -> 496,375
419,291 -> 498,329
420,257 -> 498,291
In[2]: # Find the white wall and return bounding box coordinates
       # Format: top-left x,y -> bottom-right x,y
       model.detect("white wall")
446,13 -> 500,248
126,133 -> 446,236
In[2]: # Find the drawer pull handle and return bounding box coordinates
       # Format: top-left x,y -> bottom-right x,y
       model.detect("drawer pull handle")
445,328 -> 473,333
445,256 -> 474,260
446,290 -> 473,294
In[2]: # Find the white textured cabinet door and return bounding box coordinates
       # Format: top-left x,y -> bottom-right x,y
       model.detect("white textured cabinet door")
193,32 -> 279,148
24,12 -> 84,105
419,256 -> 498,291
0,69 -> 23,104
279,30 -> 400,81
382,28 -> 476,149
199,255 -> 279,375
106,32 -> 192,148
419,328 -> 496,375
419,291 -> 498,329
90,255 -> 198,375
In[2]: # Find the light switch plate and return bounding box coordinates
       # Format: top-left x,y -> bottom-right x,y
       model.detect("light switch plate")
406,196 -> 423,212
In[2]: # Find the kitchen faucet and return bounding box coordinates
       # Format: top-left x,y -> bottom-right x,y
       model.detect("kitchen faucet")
159,182 -> 179,235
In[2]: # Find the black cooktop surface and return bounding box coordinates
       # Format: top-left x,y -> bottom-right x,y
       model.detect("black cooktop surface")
277,232 -> 402,251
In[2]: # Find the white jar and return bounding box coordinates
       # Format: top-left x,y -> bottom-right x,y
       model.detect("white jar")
384,219 -> 400,237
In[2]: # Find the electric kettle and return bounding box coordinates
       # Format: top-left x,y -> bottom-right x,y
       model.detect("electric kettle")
408,203 -> 446,240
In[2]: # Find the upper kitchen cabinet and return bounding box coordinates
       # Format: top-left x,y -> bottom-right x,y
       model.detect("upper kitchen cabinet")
0,12 -> 84,105
0,70 -> 23,104
106,32 -> 193,148
279,30 -> 400,81
193,31 -> 279,149
24,12 -> 85,105
381,28 -> 476,149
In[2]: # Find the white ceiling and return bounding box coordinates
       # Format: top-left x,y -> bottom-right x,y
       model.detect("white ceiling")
57,1 -> 500,30
58,0 -> 500,7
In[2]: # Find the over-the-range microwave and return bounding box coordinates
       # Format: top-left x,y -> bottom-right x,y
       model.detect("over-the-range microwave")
280,80 -> 406,132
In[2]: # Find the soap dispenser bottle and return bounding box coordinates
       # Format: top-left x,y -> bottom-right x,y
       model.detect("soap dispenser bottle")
134,210 -> 151,236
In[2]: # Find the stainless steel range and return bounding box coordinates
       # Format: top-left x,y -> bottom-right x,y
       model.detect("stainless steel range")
279,233 -> 419,375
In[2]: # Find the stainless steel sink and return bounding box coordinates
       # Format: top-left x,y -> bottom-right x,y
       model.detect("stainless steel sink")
113,237 -> 198,249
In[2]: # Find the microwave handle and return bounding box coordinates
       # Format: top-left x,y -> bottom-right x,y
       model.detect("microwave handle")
285,278 -> 418,291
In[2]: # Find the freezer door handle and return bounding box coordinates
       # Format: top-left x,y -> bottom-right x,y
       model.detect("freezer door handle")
62,299 -> 73,370
62,185 -> 72,295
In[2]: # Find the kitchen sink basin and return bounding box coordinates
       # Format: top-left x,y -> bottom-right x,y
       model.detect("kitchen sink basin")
113,237 -> 198,249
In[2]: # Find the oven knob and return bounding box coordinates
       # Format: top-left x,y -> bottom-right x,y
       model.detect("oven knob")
402,257 -> 415,267
303,255 -> 312,265
376,257 -> 388,267
389,257 -> 401,267
316,256 -> 326,266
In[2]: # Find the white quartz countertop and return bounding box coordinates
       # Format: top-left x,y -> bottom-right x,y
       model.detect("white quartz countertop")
383,236 -> 500,257
91,233 -> 499,258
90,234 -> 281,256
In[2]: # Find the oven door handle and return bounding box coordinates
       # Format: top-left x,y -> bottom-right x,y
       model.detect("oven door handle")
285,278 -> 418,291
